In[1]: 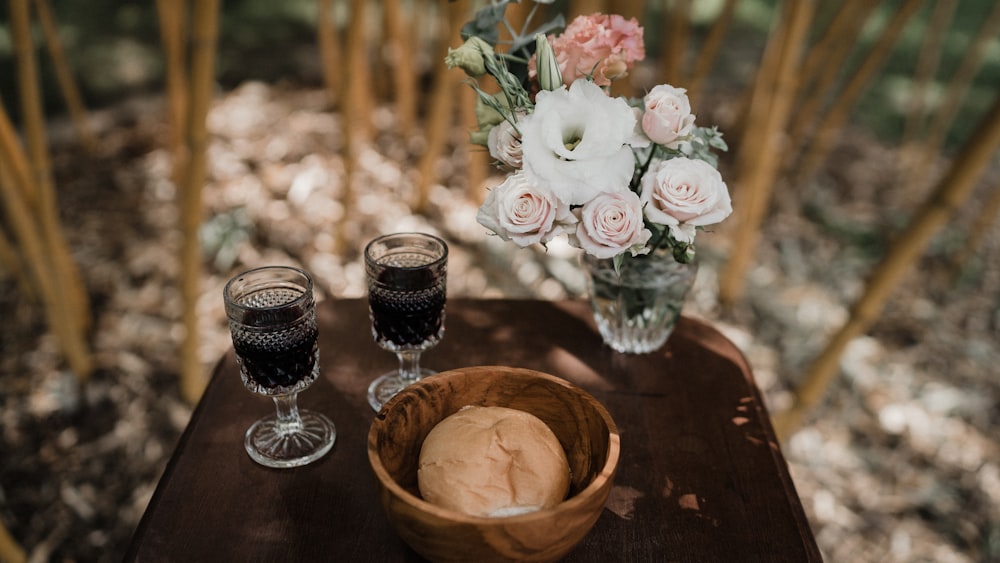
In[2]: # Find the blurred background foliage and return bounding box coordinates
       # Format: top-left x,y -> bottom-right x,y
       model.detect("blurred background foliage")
0,0 -> 998,151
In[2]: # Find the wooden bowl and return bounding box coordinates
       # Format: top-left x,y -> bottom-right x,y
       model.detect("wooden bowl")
367,366 -> 620,563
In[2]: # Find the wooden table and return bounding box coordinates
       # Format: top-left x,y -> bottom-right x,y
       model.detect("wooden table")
126,299 -> 821,562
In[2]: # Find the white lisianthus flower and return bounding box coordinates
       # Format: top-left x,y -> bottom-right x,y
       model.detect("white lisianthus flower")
520,79 -> 637,205
641,84 -> 696,148
572,190 -> 651,259
476,171 -> 576,247
487,119 -> 523,169
639,157 -> 732,243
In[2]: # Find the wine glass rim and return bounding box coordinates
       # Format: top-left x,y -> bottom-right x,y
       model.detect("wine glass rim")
364,232 -> 448,269
223,265 -> 314,311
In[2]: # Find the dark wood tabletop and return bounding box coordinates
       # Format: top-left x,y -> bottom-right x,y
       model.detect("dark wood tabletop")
126,298 -> 821,562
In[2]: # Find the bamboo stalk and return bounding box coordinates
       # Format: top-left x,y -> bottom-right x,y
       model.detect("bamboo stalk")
774,91 -> 1000,439
0,161 -> 36,299
949,182 -> 1000,279
794,0 -> 925,185
905,0 -> 1000,188
686,0 -> 738,105
727,0 -> 795,150
9,0 -> 93,378
719,0 -> 815,305
568,0 -> 606,18
898,0 -> 958,174
414,1 -> 465,214
331,0 -> 372,254
178,0 -> 221,404
344,0 -> 372,143
383,0 -> 418,134
0,519 -> 26,563
0,100 -> 92,379
155,0 -> 188,186
460,77 -> 488,200
317,0 -> 342,109
0,98 -> 36,208
11,0 -> 51,209
34,0 -> 98,152
794,2 -> 873,100
659,0 -> 691,87
787,1 -> 877,147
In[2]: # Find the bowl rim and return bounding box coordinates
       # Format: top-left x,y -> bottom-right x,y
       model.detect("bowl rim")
366,365 -> 621,524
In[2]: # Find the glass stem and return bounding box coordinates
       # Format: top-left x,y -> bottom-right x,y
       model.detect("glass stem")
272,393 -> 303,434
396,350 -> 423,383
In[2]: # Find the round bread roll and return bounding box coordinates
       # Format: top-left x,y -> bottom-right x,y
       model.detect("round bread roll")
417,405 -> 571,517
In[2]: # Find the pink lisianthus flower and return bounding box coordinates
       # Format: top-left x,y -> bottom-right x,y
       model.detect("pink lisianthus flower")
530,13 -> 645,87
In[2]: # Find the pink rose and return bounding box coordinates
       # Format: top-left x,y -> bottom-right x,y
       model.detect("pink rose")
573,190 -> 651,259
639,157 -> 732,242
487,119 -> 523,169
641,85 -> 696,148
531,13 -> 645,87
476,172 -> 575,247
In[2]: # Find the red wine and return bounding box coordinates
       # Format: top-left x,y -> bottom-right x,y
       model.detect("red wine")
233,323 -> 319,392
369,283 -> 446,348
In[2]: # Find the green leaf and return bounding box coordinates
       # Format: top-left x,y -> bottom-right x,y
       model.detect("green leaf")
461,2 -> 512,44
509,14 -> 566,53
613,253 -> 626,276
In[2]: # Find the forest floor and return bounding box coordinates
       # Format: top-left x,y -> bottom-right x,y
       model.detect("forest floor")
1,81 -> 998,562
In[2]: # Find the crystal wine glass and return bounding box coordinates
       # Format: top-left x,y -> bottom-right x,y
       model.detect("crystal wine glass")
365,232 -> 448,411
223,266 -> 336,468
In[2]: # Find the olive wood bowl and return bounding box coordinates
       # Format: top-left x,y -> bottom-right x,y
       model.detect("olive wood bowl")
367,365 -> 620,563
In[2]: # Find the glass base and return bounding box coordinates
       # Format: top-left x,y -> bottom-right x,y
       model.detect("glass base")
367,368 -> 435,411
244,410 -> 336,468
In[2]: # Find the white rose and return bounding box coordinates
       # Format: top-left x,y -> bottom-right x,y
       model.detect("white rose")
487,119 -> 523,169
520,79 -> 637,205
476,172 -> 575,247
641,85 -> 696,149
640,157 -> 732,237
572,190 -> 651,259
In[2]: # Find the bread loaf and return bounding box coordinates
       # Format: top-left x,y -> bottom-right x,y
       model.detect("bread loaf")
417,406 -> 571,517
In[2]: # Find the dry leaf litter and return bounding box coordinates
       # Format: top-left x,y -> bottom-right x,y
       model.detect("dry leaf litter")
0,81 -> 997,562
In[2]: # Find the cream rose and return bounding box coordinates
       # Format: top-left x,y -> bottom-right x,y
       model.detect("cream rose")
641,85 -> 696,149
520,80 -> 637,206
572,190 -> 651,259
487,119 -> 523,169
640,157 -> 732,240
476,172 -> 575,247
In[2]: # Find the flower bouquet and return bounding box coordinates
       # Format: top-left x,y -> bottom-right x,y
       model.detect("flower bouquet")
446,1 -> 733,353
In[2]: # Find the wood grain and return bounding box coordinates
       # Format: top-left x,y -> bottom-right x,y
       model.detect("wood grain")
126,299 -> 821,562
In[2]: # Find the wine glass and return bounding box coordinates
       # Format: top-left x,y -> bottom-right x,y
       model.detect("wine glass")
223,266 -> 336,468
365,233 -> 448,411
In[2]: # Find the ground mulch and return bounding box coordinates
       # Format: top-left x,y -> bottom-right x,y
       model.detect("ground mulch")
1,81 -> 997,562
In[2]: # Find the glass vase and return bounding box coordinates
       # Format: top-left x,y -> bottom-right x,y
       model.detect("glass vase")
583,251 -> 698,354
